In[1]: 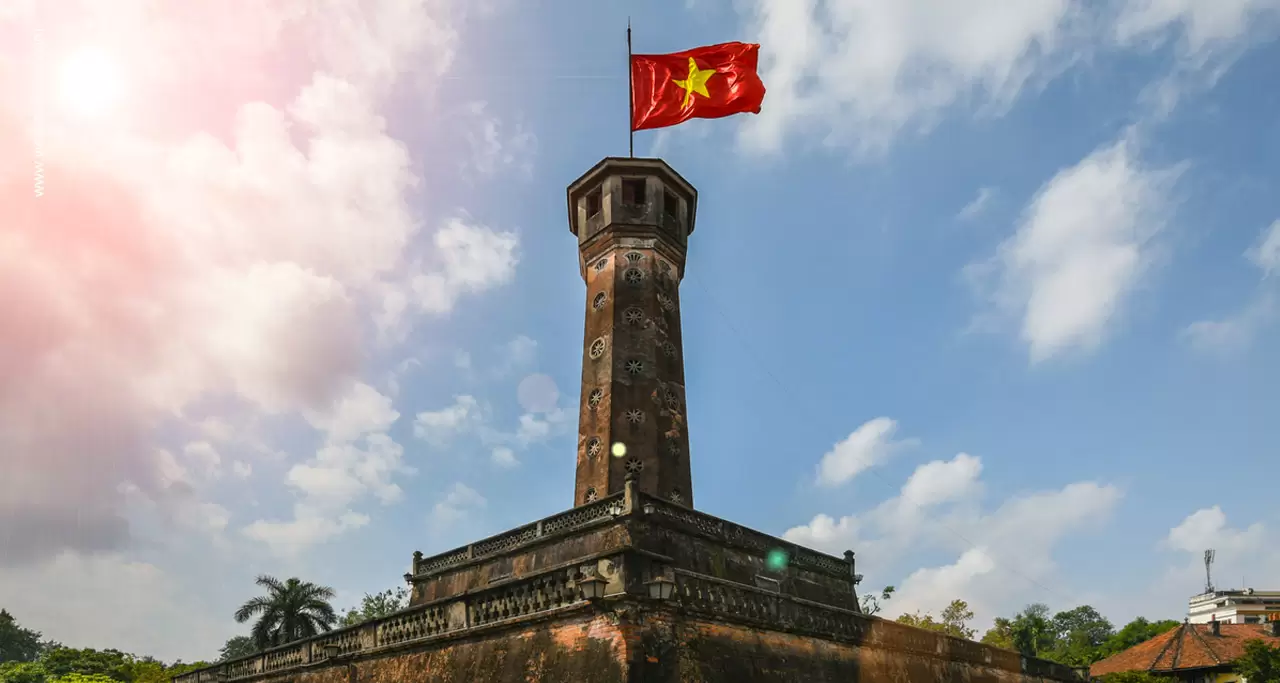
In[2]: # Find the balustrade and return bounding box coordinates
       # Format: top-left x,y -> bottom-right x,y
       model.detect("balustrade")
176,564 -> 590,682
412,493 -> 626,576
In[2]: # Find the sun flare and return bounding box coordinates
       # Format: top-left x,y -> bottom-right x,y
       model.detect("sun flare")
57,47 -> 124,118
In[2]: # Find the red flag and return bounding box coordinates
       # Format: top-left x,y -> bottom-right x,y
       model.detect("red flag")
630,42 -> 766,132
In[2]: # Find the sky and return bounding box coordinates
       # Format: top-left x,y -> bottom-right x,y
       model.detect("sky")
1,0 -> 1278,665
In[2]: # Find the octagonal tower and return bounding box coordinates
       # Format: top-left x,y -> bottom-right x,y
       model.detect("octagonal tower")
567,157 -> 698,509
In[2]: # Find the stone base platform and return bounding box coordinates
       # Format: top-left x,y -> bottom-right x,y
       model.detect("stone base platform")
173,481 -> 1083,683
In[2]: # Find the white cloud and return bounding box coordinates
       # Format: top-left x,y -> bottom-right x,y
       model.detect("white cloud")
247,383 -> 409,555
377,216 -> 520,343
413,395 -> 482,444
1151,506 -> 1279,602
491,446 -> 519,468
408,217 -> 520,316
788,446 -> 1120,628
1184,220 -> 1280,352
1247,219 -> 1280,277
737,1 -> 1280,156
429,483 -> 486,531
1115,0 -> 1280,59
974,136 -> 1183,362
900,452 -> 984,507
461,101 -> 537,179
182,441 -> 223,480
306,381 -> 401,444
815,417 -> 915,487
1182,292 -> 1275,352
740,0 -> 1087,154
0,0 -> 485,566
957,187 -> 996,221
232,460 -> 253,478
243,504 -> 371,556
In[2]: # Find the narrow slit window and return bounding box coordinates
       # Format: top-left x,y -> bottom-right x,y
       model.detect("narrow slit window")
663,189 -> 680,222
622,178 -> 646,206
586,189 -> 602,218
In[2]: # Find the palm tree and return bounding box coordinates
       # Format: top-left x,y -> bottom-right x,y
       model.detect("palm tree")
234,576 -> 339,649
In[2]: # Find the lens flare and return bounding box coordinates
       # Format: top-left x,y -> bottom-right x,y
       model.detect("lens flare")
57,47 -> 123,118
766,548 -> 789,572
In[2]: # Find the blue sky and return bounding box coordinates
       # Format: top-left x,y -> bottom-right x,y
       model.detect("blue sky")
1,0 -> 1278,663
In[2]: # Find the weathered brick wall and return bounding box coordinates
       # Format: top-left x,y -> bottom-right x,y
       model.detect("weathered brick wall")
222,603 -> 1078,683
628,608 -> 1078,683
253,611 -> 629,683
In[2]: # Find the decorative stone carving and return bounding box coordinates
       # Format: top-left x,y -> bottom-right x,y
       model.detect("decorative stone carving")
589,337 -> 607,359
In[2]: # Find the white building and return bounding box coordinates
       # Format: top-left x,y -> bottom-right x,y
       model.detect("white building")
1188,588 -> 1280,624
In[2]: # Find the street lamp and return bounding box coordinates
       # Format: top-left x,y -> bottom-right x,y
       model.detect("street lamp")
645,574 -> 677,601
577,573 -> 608,601
322,644 -> 342,659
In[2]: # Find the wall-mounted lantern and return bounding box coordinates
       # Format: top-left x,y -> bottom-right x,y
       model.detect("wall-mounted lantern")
645,574 -> 677,601
577,573 -> 608,601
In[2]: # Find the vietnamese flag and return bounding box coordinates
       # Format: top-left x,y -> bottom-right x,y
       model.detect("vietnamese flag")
630,42 -> 766,132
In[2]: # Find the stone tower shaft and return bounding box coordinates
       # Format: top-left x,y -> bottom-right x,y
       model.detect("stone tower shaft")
567,157 -> 698,509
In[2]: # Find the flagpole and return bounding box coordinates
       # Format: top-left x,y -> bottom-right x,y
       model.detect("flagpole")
627,18 -> 634,158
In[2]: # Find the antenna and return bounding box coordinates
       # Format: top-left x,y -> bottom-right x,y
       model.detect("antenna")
1204,549 -> 1215,593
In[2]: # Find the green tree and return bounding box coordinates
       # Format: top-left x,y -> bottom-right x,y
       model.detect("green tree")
1009,603 -> 1057,658
981,617 -> 1016,650
0,661 -> 48,683
0,611 -> 43,664
217,637 -> 257,662
48,674 -> 117,683
896,599 -> 977,639
37,648 -> 133,682
859,586 -> 895,617
339,588 -> 409,627
1049,605 -> 1114,666
1235,638 -> 1280,683
234,576 -> 338,649
1098,618 -> 1180,659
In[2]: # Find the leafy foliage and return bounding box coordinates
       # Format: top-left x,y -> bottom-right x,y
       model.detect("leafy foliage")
1235,638 -> 1280,683
0,643 -> 211,683
37,648 -> 135,681
1097,618 -> 1179,659
1049,605 -> 1114,666
859,586 -> 895,617
978,603 -> 1181,670
896,599 -> 978,639
48,674 -> 118,683
0,662 -> 49,683
0,611 -> 45,664
217,637 -> 257,663
339,588 -> 409,627
234,576 -> 339,649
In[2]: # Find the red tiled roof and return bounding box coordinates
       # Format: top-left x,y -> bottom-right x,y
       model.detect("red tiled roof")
1091,623 -> 1280,677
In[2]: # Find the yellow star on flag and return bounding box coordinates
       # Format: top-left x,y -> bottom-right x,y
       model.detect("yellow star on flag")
672,57 -> 716,108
